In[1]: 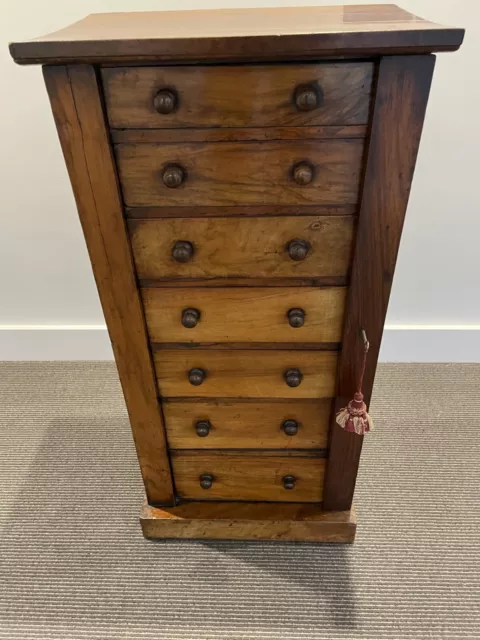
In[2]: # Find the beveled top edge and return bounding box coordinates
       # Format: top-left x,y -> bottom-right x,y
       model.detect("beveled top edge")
10,5 -> 464,65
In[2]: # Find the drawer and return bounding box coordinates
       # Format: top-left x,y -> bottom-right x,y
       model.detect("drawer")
163,399 -> 331,449
115,139 -> 364,207
129,216 -> 355,280
102,63 -> 373,129
143,287 -> 346,344
153,350 -> 338,398
171,451 -> 325,502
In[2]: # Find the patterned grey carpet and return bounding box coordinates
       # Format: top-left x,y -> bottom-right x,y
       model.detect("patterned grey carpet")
0,362 -> 479,639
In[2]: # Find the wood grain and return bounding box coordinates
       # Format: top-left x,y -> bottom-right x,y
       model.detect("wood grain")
125,204 -> 357,218
115,139 -> 364,207
163,399 -> 331,449
140,501 -> 356,542
140,277 -> 348,288
129,216 -> 355,279
102,63 -> 373,129
10,6 -> 464,65
171,450 -> 326,502
153,343 -> 339,351
154,349 -> 338,399
323,56 -> 437,511
43,65 -> 174,505
111,125 -> 368,144
142,287 -> 347,344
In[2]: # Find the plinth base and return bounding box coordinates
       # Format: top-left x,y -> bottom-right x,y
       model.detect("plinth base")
140,501 -> 356,543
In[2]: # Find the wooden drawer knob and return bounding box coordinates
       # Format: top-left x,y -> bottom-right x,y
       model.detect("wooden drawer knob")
153,89 -> 177,115
287,238 -> 311,261
283,475 -> 297,490
195,420 -> 211,437
163,164 -> 185,188
292,162 -> 314,185
188,367 -> 206,386
294,85 -> 320,112
181,308 -> 200,328
172,240 -> 194,263
287,308 -> 305,328
284,368 -> 303,388
282,419 -> 299,436
199,473 -> 214,489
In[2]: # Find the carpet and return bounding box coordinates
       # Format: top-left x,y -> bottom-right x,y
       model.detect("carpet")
0,362 -> 479,639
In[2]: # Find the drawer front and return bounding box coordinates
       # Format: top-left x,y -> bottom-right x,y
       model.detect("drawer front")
154,350 -> 338,398
102,63 -> 373,129
171,451 -> 325,502
116,140 -> 364,207
143,287 -> 346,344
163,400 -> 331,449
129,216 -> 355,280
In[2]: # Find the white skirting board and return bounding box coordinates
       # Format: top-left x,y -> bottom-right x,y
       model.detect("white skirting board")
0,326 -> 114,361
0,325 -> 479,362
379,326 -> 480,362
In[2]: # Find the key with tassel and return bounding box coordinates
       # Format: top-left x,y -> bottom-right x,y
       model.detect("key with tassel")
336,329 -> 374,435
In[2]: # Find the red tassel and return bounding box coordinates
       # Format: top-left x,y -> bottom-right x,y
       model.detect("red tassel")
336,332 -> 374,435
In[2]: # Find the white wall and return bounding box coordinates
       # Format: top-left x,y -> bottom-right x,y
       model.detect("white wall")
2,0 -> 479,360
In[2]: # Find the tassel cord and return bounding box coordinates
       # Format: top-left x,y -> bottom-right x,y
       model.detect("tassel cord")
357,340 -> 369,395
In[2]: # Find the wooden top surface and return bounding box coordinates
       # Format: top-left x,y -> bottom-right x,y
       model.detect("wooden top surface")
10,5 -> 464,64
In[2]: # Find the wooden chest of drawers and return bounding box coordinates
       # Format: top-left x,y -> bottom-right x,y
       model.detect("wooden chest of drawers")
10,4 -> 463,542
